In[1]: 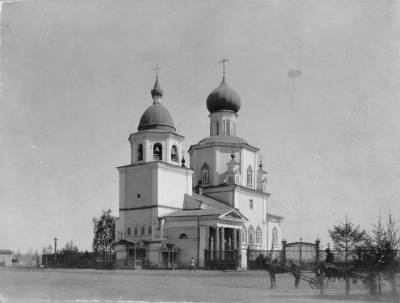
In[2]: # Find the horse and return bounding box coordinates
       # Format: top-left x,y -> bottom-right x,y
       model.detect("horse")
265,260 -> 301,289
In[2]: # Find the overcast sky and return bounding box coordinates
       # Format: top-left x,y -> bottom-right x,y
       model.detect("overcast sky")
1,0 -> 399,252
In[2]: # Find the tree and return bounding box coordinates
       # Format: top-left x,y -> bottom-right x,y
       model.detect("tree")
328,216 -> 367,251
329,216 -> 367,296
92,209 -> 116,253
364,211 -> 400,296
383,212 -> 400,296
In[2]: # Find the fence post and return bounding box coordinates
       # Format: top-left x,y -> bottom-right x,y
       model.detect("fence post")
281,240 -> 287,264
315,239 -> 320,265
247,246 -> 250,268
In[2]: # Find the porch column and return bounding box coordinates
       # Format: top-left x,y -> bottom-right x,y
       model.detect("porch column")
210,230 -> 214,261
232,228 -> 237,250
237,230 -> 242,268
237,229 -> 242,250
215,226 -> 220,260
220,227 -> 225,260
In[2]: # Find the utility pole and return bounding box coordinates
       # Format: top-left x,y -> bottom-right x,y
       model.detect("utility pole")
54,237 -> 58,262
345,216 -> 350,296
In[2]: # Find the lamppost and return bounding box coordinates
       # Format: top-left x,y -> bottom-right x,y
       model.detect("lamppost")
54,237 -> 58,262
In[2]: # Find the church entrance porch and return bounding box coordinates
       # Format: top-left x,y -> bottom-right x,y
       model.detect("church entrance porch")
159,243 -> 178,269
114,239 -> 148,269
204,226 -> 242,270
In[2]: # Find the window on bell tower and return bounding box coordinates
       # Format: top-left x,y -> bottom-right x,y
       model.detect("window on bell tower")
171,145 -> 178,162
247,166 -> 253,187
137,144 -> 143,161
201,163 -> 210,184
153,143 -> 162,160
216,121 -> 220,136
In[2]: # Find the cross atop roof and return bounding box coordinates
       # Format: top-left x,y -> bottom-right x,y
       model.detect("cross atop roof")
153,64 -> 162,77
218,58 -> 229,79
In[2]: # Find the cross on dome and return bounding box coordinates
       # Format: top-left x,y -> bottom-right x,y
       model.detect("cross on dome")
151,64 -> 163,99
153,64 -> 162,77
218,58 -> 229,80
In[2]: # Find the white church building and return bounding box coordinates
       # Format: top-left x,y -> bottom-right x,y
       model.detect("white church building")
114,68 -> 283,269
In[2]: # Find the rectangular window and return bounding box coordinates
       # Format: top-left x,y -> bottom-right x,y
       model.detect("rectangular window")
201,170 -> 209,184
133,227 -> 137,236
247,170 -> 253,187
249,199 -> 253,209
148,226 -> 152,235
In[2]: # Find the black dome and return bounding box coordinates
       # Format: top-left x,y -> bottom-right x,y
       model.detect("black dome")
138,103 -> 176,132
206,78 -> 241,113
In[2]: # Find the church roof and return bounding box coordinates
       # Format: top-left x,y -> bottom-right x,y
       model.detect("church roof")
164,193 -> 247,221
206,78 -> 241,113
198,135 -> 248,145
189,135 -> 259,154
137,77 -> 176,132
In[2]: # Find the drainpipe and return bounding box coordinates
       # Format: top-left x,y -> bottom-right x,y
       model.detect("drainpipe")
197,216 -> 200,268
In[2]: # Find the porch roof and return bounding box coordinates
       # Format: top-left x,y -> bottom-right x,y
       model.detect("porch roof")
164,193 -> 247,221
112,239 -> 137,246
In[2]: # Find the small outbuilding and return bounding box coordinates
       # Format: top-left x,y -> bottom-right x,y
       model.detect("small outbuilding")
0,249 -> 13,266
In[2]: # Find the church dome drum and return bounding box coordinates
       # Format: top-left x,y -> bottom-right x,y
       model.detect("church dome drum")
206,78 -> 241,113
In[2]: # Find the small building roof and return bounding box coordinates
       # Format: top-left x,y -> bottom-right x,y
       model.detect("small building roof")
0,249 -> 13,254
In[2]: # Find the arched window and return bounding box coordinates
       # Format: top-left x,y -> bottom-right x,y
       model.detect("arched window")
216,121 -> 220,136
226,120 -> 230,135
137,144 -> 143,161
256,226 -> 262,246
201,163 -> 210,184
153,143 -> 162,160
171,145 -> 178,162
127,227 -> 131,236
247,166 -> 253,187
222,120 -> 226,135
141,226 -> 145,236
248,225 -> 254,246
133,227 -> 138,236
272,227 -> 278,245
179,233 -> 188,239
233,122 -> 236,135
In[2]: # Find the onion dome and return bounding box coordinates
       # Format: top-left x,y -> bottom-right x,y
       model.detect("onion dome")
206,78 -> 241,113
138,77 -> 176,132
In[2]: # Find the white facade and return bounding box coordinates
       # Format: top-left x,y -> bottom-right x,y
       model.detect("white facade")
115,74 -> 283,269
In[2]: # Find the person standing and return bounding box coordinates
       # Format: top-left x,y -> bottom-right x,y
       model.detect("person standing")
290,261 -> 301,288
190,257 -> 195,271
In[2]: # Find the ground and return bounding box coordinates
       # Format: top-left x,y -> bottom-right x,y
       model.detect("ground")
0,268 -> 396,303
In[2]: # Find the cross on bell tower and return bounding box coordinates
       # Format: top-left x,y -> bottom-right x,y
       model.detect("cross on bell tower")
153,64 -> 162,77
218,58 -> 229,80
151,64 -> 163,101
